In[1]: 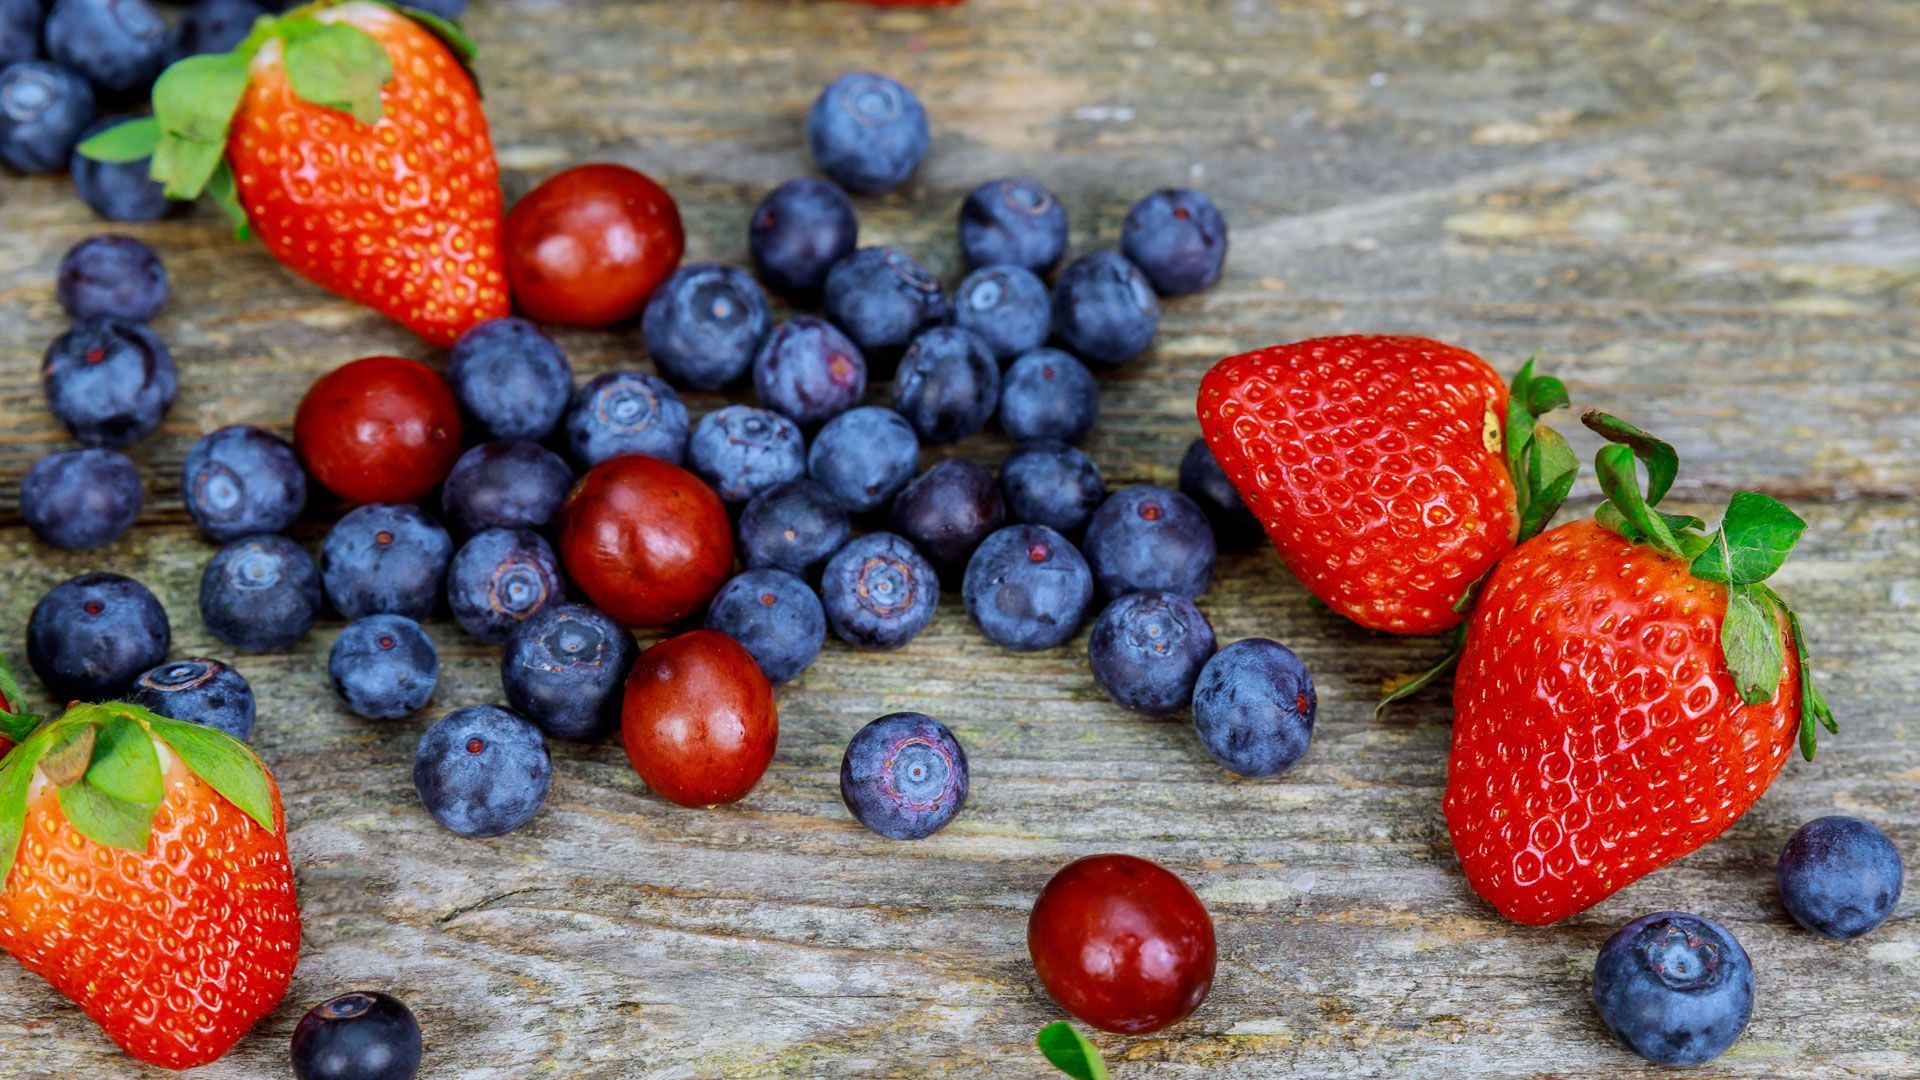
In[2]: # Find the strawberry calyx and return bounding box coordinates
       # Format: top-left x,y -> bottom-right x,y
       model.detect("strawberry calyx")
0,654 -> 38,746
1582,410 -> 1837,759
1037,1022 -> 1110,1080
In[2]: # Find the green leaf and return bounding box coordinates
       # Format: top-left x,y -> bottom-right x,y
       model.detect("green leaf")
1525,375 -> 1569,418
1656,510 -> 1706,534
57,781 -> 155,852
1716,491 -> 1806,586
285,22 -> 394,125
1037,1022 -> 1110,1080
1594,501 -> 1641,542
0,713 -> 41,746
1519,424 -> 1577,540
39,722 -> 98,788
1757,585 -> 1837,761
1692,529 -> 1733,584
85,713 -> 163,807
207,160 -> 253,239
1504,396 -> 1535,513
1594,444 -> 1681,557
151,133 -> 228,201
395,4 -> 478,62
0,654 -> 24,717
1722,583 -> 1784,706
1582,411 -> 1678,506
78,117 -> 162,163
147,714 -> 275,833
0,745 -> 42,889
152,52 -> 251,144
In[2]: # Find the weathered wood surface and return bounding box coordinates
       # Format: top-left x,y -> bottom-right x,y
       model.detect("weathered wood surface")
1,0 -> 1918,1076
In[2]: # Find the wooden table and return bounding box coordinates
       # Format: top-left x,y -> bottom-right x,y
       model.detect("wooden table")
2,1 -> 1916,1076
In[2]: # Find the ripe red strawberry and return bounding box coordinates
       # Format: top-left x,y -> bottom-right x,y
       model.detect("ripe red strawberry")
1197,335 -> 1574,635
0,702 -> 300,1069
1445,413 -> 1835,925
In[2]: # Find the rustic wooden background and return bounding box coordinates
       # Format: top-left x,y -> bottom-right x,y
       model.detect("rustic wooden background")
1,1 -> 1916,1076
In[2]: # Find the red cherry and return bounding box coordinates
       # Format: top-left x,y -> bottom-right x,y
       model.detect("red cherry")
1027,853 -> 1216,1034
621,630 -> 777,808
294,356 -> 463,505
503,163 -> 685,326
556,455 -> 733,627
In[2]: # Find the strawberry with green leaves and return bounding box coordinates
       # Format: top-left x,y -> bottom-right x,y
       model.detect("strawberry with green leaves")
80,2 -> 506,345
0,699 -> 300,1069
1445,413 -> 1835,925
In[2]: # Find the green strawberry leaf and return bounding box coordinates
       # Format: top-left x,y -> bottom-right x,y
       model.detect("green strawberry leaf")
207,160 -> 254,239
0,745 -> 42,888
57,780 -> 156,853
85,713 -> 164,807
1583,411 -> 1677,506
78,116 -> 162,163
1037,1022 -> 1110,1080
0,653 -> 26,716
1756,584 -> 1837,761
1722,582 -> 1785,706
152,52 -> 251,143
1718,491 -> 1805,586
147,713 -> 275,833
151,133 -> 229,201
1520,424 -> 1577,541
285,22 -> 394,125
1594,444 -> 1681,557
39,722 -> 99,788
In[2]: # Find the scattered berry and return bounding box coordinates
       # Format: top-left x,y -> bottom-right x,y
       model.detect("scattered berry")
43,0 -> 168,96
736,478 -> 851,579
1592,912 -> 1753,1066
20,447 -> 141,550
1052,251 -> 1161,368
0,60 -> 94,173
953,264 -> 1050,363
200,533 -> 323,652
27,571 -> 169,701
71,117 -> 171,221
621,630 -> 777,808
174,0 -> 265,59
294,356 -> 463,506
889,459 -> 1005,575
963,524 -> 1094,651
1778,816 -> 1904,940
447,317 -> 574,441
753,316 -> 867,428
958,176 -> 1068,275
328,614 -> 438,721
129,657 -> 255,741
290,990 -> 423,1080
446,527 -> 562,644
705,569 -> 826,685
999,348 -> 1098,445
563,371 -> 689,468
642,262 -> 772,390
0,0 -> 39,67
807,71 -> 928,194
503,163 -> 684,326
1001,440 -> 1104,535
182,425 -> 307,542
1028,854 -> 1216,1034
748,177 -> 858,299
822,246 -> 948,368
42,319 -> 177,447
500,603 -> 637,741
413,704 -> 552,838
807,405 -> 919,513
1122,188 -> 1228,296
321,503 -> 454,622
557,454 -> 734,626
1177,438 -> 1262,552
687,404 -> 806,503
840,712 -> 968,840
57,235 -> 167,321
892,326 -> 1000,445
440,440 -> 573,537
1084,486 -> 1216,599
1087,591 -> 1216,715
821,532 -> 939,650
1191,638 -> 1315,777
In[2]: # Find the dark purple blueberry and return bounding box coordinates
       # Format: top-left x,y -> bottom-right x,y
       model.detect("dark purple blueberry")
200,533 -> 323,653
1592,912 -> 1753,1066
1087,591 -> 1216,714
447,317 -> 573,441
290,990 -> 423,1080
412,704 -> 551,838
1052,251 -> 1161,368
748,177 -> 858,299
71,117 -> 172,221
892,326 -> 999,445
807,71 -> 928,194
27,571 -> 169,701
958,176 -> 1068,276
822,246 -> 948,369
57,235 -> 167,322
687,404 -> 806,503
1178,438 -> 1262,552
1191,638 -> 1314,777
563,370 -> 688,469
1122,188 -> 1228,296
952,264 -> 1049,363
642,262 -> 772,390
182,425 -> 307,542
889,458 -> 1004,575
0,0 -> 39,68
821,532 -> 938,650
501,603 -> 637,742
174,0 -> 265,58
998,348 -> 1097,445
1084,486 -> 1215,599
840,712 -> 968,840
446,527 -> 561,644
0,60 -> 94,173
736,478 -> 850,579
321,503 -> 454,621
42,318 -> 177,447
961,524 -> 1093,651
1000,440 -> 1104,535
328,614 -> 438,721
44,0 -> 168,95
129,657 -> 255,741
753,315 -> 867,428
1778,816 -> 1904,940
21,447 -> 141,550
440,439 -> 573,536
806,405 -> 919,514
705,569 -> 826,685
397,0 -> 461,14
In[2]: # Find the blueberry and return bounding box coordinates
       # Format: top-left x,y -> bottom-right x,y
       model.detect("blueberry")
999,348 -> 1098,445
182,425 -> 307,542
1000,440 -> 1104,535
642,262 -> 772,390
806,406 -> 919,514
0,61 -> 94,173
413,704 -> 551,839
446,527 -> 562,644
174,0 -> 265,58
1084,486 -> 1216,599
704,569 -> 826,684
1191,638 -> 1314,776
42,318 -> 177,447
1592,911 -> 1753,1066
1122,188 -> 1228,296
1087,591 -> 1216,714
821,532 -> 938,650
396,0 -> 461,15
807,71 -> 928,194
447,317 -> 573,441
687,404 -> 806,503
1778,815 -> 1905,940
822,246 -> 948,369
958,176 -> 1068,276
290,990 -> 423,1080
129,658 -> 255,741
563,370 -> 688,469
57,234 -> 167,322
26,572 -> 169,701
329,614 -> 438,721
889,459 -> 1004,575
753,315 -> 867,428
200,534 -> 323,652
748,178 -> 858,299
500,603 -> 637,741
21,447 -> 141,550
736,478 -> 850,579
440,440 -> 573,536
44,0 -> 169,95
321,504 -> 453,621
840,712 -> 968,840
952,264 -> 1050,363
71,119 -> 172,221
962,524 -> 1093,652
1052,251 -> 1161,368
892,326 -> 999,445
1178,438 -> 1262,552
0,0 -> 39,68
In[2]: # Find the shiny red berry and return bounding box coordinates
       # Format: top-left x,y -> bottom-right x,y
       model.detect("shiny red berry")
504,163 -> 685,326
294,356 -> 463,505
621,630 -> 777,808
557,454 -> 733,627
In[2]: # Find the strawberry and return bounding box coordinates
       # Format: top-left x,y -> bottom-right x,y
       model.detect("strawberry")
78,2 -> 506,345
1445,413 -> 1836,925
1197,335 -> 1575,636
0,700 -> 300,1069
